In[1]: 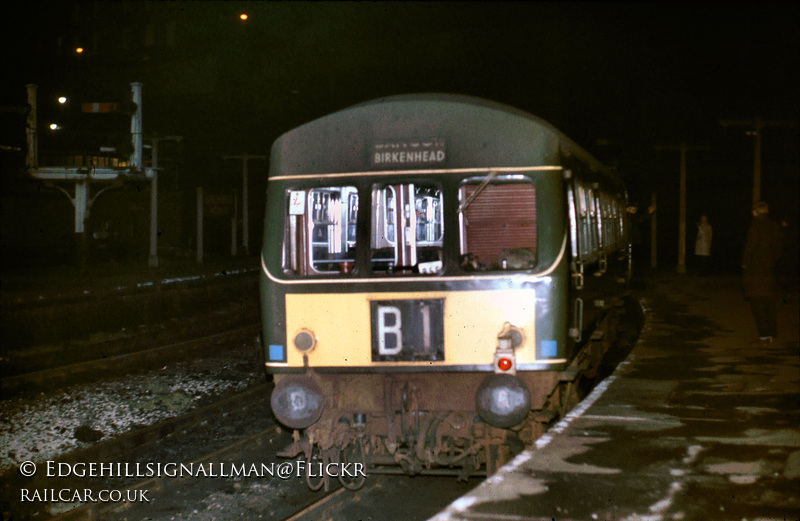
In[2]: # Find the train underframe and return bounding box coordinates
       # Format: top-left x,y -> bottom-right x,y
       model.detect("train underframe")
274,296 -> 630,491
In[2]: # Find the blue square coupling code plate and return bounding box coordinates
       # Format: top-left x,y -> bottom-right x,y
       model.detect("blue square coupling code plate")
541,340 -> 557,358
269,344 -> 285,362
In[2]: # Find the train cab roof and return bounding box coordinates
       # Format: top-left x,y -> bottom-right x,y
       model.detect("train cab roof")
268,93 -> 609,179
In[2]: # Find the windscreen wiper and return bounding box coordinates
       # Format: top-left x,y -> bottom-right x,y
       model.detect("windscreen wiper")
457,170 -> 499,223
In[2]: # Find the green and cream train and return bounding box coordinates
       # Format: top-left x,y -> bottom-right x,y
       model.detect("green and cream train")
259,94 -> 631,489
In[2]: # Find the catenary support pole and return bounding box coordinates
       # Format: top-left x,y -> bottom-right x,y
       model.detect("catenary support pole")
147,136 -> 182,268
223,154 -> 266,256
720,117 -> 795,202
149,147 -> 159,268
25,84 -> 38,170
654,143 -> 709,274
650,192 -> 657,270
231,189 -> 238,256
130,83 -> 143,171
197,187 -> 204,264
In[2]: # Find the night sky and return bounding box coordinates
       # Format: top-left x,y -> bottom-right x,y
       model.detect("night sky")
2,1 -> 798,269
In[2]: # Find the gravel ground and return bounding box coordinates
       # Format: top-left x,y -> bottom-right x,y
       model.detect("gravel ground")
0,342 -> 266,475
110,468 -> 315,521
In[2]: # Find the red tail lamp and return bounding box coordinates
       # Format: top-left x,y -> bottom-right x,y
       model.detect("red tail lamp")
497,357 -> 513,372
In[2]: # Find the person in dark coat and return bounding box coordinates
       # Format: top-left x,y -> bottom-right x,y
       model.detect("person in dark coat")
742,200 -> 783,344
626,201 -> 656,269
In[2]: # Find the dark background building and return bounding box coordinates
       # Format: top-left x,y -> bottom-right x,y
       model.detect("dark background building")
1,1 -> 798,273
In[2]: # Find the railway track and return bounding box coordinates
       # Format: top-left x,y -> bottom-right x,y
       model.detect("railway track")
52,426 -> 288,521
279,474 -> 484,521
2,382 -> 274,521
279,478 -> 395,521
1,322 -> 262,397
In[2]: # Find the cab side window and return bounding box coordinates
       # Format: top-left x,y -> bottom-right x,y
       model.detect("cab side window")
458,179 -> 537,271
283,186 -> 358,275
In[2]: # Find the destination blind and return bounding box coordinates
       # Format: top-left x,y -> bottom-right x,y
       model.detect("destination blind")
372,139 -> 445,167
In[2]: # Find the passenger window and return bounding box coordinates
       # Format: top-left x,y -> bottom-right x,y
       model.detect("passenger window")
282,186 -> 358,276
458,179 -> 536,271
371,183 -> 443,275
575,182 -> 598,263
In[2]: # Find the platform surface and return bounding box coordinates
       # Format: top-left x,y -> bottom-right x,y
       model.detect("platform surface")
431,273 -> 800,521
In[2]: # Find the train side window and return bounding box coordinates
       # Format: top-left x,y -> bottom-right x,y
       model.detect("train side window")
609,195 -> 621,250
605,194 -> 615,251
370,183 -> 443,275
458,180 -> 537,271
597,191 -> 607,252
587,184 -> 599,260
282,186 -> 358,276
574,181 -> 598,263
606,195 -> 616,250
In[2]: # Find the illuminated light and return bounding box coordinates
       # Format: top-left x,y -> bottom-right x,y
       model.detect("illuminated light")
58,96 -> 67,104
75,47 -> 84,54
239,13 -> 248,21
497,357 -> 513,372
49,123 -> 59,130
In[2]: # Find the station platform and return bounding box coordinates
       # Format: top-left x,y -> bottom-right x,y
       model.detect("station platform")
431,273 -> 800,521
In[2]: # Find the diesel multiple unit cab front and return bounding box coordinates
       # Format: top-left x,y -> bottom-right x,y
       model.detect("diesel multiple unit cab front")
259,94 -> 630,490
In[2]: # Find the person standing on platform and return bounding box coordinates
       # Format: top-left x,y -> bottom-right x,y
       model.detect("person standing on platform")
694,214 -> 712,275
742,201 -> 783,345
626,201 -> 656,270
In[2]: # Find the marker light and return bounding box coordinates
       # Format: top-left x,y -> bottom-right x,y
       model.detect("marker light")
75,47 -> 84,54
293,329 -> 316,352
239,13 -> 248,21
497,357 -> 513,372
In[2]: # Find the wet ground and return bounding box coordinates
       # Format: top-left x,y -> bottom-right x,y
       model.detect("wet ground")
431,273 -> 799,521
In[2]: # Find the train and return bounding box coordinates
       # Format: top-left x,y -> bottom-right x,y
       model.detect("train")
259,94 -> 632,490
